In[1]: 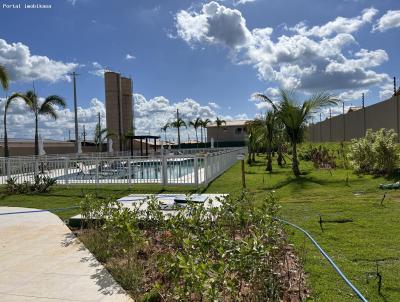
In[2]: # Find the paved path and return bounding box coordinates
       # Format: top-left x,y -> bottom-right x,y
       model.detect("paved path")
0,207 -> 133,302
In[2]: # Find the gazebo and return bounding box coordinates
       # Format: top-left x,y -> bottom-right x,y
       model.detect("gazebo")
125,135 -> 160,156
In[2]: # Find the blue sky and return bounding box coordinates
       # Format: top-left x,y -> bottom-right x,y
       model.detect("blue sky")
0,0 -> 400,140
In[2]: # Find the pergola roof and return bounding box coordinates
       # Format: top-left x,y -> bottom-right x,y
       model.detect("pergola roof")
126,135 -> 160,139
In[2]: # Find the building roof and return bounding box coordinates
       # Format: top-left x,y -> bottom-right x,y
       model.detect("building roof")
207,120 -> 249,128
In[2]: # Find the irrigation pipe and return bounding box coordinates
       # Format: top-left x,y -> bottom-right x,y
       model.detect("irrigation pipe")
275,217 -> 368,302
0,206 -> 80,216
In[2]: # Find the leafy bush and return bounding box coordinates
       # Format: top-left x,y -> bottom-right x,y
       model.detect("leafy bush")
348,128 -> 398,175
299,144 -> 336,168
79,193 -> 291,301
5,175 -> 56,194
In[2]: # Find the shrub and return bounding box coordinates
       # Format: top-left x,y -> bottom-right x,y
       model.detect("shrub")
348,128 -> 398,175
299,144 -> 336,168
5,175 -> 57,194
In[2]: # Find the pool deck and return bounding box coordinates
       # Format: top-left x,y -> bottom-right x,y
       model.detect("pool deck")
0,207 -> 132,302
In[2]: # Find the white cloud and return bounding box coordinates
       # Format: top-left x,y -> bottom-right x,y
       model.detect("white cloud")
338,89 -> 368,101
125,53 -> 136,60
89,61 -> 105,77
175,4 -> 390,93
175,1 -> 252,48
208,101 -> 220,109
0,39 -> 77,83
233,0 -> 257,6
290,7 -> 378,37
373,10 -> 400,32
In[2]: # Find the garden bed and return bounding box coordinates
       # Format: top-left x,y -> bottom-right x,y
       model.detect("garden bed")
77,193 -> 309,301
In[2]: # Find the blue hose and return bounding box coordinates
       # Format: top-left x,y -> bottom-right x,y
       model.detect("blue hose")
275,217 -> 368,302
0,206 -> 80,216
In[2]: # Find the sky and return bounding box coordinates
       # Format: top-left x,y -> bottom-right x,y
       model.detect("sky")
0,0 -> 400,142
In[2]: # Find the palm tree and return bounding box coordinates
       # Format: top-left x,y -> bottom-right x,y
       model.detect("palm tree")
95,125 -> 113,152
254,89 -> 337,176
23,90 -> 66,156
189,117 -> 202,148
245,119 -> 264,164
0,65 -> 10,157
170,118 -> 186,149
161,123 -> 169,142
264,111 -> 277,172
215,117 -> 226,148
200,118 -> 211,144
3,93 -> 30,157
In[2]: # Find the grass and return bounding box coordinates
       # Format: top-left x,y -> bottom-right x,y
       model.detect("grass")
1,152 -> 399,301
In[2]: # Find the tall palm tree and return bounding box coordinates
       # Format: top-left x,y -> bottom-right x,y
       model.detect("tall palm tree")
215,117 -> 226,148
189,117 -> 202,148
170,118 -> 186,149
3,93 -> 31,157
254,89 -> 337,176
200,118 -> 211,143
161,123 -> 169,142
23,90 -> 66,156
0,65 -> 10,157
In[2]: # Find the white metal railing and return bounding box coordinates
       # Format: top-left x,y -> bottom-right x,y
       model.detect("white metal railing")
0,148 -> 244,187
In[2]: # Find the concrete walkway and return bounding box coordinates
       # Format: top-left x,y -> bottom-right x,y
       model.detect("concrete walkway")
0,207 -> 133,302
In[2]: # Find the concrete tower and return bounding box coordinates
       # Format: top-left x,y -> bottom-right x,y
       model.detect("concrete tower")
104,71 -> 133,151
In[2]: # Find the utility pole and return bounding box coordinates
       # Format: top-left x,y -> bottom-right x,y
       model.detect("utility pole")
394,77 -> 397,95
82,125 -> 87,146
68,129 -> 71,141
97,112 -> 101,152
342,102 -> 346,141
362,93 -> 366,136
329,108 -> 332,142
176,109 -> 181,149
70,71 -> 79,153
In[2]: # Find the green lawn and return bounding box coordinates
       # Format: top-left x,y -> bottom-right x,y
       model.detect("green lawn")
0,156 -> 399,301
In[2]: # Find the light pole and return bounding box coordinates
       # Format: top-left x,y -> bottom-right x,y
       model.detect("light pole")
70,71 -> 79,153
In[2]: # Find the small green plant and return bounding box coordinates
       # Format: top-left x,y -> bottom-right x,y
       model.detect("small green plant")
348,128 -> 398,175
5,175 -> 56,194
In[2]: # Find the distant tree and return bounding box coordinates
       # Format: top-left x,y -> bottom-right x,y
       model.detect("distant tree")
200,118 -> 211,143
254,89 -> 337,176
189,117 -> 202,148
215,117 -> 226,148
161,123 -> 169,142
170,118 -> 186,148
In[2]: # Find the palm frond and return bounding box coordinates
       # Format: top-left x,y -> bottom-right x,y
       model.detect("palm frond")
0,65 -> 9,90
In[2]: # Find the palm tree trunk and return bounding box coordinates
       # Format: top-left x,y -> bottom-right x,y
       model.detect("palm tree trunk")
177,126 -> 181,149
4,111 -> 8,157
195,128 -> 198,149
277,145 -> 283,167
200,127 -> 203,144
266,150 -> 272,172
34,113 -> 39,156
292,143 -> 301,176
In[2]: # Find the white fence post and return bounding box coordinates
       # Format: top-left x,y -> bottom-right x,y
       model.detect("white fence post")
95,159 -> 99,185
162,153 -> 168,186
128,158 -> 132,187
64,158 -> 69,185
194,156 -> 199,188
6,158 -> 10,181
204,155 -> 209,186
